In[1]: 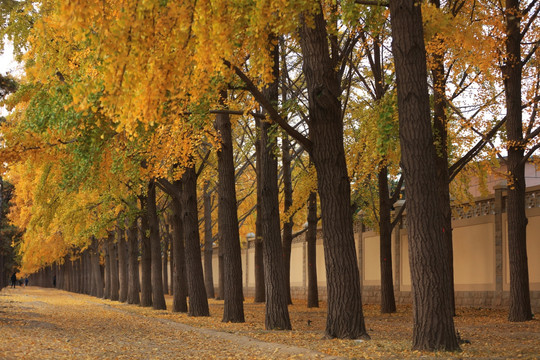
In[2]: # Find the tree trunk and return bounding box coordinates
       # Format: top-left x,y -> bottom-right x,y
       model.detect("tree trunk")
126,219 -> 140,305
260,42 -> 292,330
148,180 -> 167,310
216,91 -> 245,323
84,251 -> 91,295
139,196 -> 153,307
217,243 -> 224,300
117,226 -> 128,303
429,0 -> 455,317
171,181 -> 188,312
389,0 -> 459,350
90,239 -> 103,298
203,181 -> 215,299
281,133 -> 294,306
254,117 -> 265,303
306,191 -> 319,308
103,242 -> 110,299
108,232 -> 119,301
504,0 -> 532,322
182,165 -> 210,316
162,225 -> 169,296
378,166 -> 396,313
299,9 -> 368,339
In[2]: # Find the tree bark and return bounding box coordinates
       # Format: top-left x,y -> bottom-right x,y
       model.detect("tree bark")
108,232 -> 119,301
90,239 -> 104,298
429,0 -> 455,317
389,0 -> 459,350
117,226 -> 128,303
216,90 -> 245,323
217,243 -> 224,300
254,117 -> 265,303
148,180 -> 167,310
378,166 -> 396,313
504,0 -> 532,322
103,241 -> 110,299
181,165 -> 210,316
306,191 -> 319,308
162,224 -> 169,296
281,132 -> 294,306
203,181 -> 215,299
171,181 -> 188,312
126,219 -> 140,305
299,8 -> 368,339
139,196 -> 153,307
260,41 -> 292,330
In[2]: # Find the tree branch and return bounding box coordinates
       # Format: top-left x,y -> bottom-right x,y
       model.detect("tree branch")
223,59 -> 312,153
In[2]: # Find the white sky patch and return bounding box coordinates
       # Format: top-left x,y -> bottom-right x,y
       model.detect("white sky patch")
1,39 -> 23,117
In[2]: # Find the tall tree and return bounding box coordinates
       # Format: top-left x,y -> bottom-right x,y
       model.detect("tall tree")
503,0 -> 534,322
253,117 -> 265,303
297,5 -> 368,339
170,181 -> 188,313
306,190 -> 319,308
216,91 -> 245,323
203,181 -> 215,299
139,196 -> 153,307
388,0 -> 459,350
260,40 -> 292,330
181,165 -> 210,316
126,219 -> 140,305
117,226 -> 128,303
147,180 -> 167,310
107,232 -> 119,301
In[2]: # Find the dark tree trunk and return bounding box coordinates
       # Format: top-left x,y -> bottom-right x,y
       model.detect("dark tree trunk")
389,0 -> 459,350
429,0 -> 455,317
203,181 -> 215,299
216,91 -> 245,323
280,38 -> 294,305
103,242 -> 111,299
117,226 -> 128,303
281,133 -> 294,306
378,166 -> 396,313
260,42 -> 292,330
169,223 -> 174,296
90,239 -> 103,298
139,196 -> 153,307
217,244 -> 224,300
148,180 -> 167,310
299,9 -> 368,339
171,181 -> 188,312
181,165 -> 210,316
162,225 -> 169,296
306,191 -> 319,308
504,0 -> 532,322
108,232 -> 119,301
85,251 -> 92,295
254,117 -> 265,303
74,257 -> 81,293
126,219 -> 140,305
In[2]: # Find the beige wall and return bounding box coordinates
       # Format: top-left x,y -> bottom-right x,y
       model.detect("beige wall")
400,234 -> 411,290
205,193 -> 540,308
504,208 -> 540,291
290,242 -> 304,286
452,219 -> 495,290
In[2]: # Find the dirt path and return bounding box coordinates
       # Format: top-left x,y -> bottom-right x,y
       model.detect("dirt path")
2,286 -> 539,359
0,287 -> 342,359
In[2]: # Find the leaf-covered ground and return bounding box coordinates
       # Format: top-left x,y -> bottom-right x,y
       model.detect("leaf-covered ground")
0,287 -> 538,359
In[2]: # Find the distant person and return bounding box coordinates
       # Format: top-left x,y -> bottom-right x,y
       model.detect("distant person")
24,278 -> 29,287
10,273 -> 16,288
